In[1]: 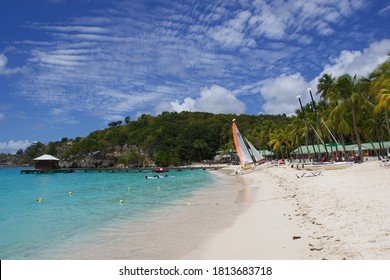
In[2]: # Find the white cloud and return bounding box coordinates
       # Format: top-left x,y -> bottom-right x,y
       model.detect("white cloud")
0,140 -> 32,153
170,97 -> 196,112
257,39 -> 390,116
31,50 -> 92,67
208,9 -> 256,49
157,85 -> 246,114
209,26 -> 255,49
229,10 -> 252,31
314,39 -> 390,82
316,21 -> 334,36
0,54 -> 7,68
0,53 -> 25,75
249,7 -> 286,39
259,73 -> 310,115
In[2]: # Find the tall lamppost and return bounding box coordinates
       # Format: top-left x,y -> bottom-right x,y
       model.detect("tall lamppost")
307,88 -> 329,158
296,95 -> 317,162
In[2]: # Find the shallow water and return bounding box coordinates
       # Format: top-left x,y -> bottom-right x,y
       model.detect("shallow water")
0,167 -> 217,259
48,169 -> 246,260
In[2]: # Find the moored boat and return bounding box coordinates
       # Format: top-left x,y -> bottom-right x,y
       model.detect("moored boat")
154,167 -> 169,173
292,161 -> 353,171
232,119 -> 269,174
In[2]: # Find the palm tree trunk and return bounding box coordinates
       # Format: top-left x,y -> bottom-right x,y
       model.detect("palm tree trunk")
369,139 -> 381,160
340,132 -> 348,161
375,119 -> 384,159
385,109 -> 390,137
351,105 -> 363,162
298,146 -> 303,161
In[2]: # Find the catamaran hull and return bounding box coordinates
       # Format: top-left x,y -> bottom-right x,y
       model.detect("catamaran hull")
234,162 -> 270,175
292,162 -> 353,171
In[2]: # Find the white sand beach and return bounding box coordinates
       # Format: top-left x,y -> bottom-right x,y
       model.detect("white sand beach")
184,161 -> 390,260
43,161 -> 389,260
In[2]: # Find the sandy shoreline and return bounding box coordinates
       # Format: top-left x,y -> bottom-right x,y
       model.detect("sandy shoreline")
184,161 -> 390,260
42,161 -> 389,260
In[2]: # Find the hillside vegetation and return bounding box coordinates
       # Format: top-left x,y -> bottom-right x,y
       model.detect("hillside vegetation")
2,54 -> 389,167
9,112 -> 288,168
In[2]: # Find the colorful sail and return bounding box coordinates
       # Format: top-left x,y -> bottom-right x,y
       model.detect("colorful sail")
245,138 -> 264,162
232,119 -> 254,168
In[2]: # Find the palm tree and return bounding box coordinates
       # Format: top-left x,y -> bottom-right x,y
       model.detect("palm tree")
370,56 -> 390,137
268,128 -> 291,159
330,74 -> 371,161
321,102 -> 351,160
259,120 -> 276,159
317,73 -> 335,100
286,116 -> 306,161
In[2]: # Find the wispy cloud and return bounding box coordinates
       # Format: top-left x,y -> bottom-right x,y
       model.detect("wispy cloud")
379,4 -> 390,16
37,25 -> 111,34
7,0 -> 380,124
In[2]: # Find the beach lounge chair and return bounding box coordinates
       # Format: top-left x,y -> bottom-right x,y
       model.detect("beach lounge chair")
379,160 -> 390,167
296,170 -> 323,178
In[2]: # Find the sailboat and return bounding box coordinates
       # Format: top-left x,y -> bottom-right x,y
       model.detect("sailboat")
232,119 -> 255,170
245,137 -> 264,163
232,119 -> 268,174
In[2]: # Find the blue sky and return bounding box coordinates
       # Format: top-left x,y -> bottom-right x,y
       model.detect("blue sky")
1,0 -> 390,153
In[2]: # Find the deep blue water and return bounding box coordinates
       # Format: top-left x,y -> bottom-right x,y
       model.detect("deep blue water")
0,167 -> 214,259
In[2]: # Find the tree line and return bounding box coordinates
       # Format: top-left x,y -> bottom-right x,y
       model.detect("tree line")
12,54 -> 390,166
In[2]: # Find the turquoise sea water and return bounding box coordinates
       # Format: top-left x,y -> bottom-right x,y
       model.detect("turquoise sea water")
0,167 -> 214,259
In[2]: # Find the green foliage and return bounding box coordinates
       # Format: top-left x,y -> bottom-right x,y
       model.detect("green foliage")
8,56 -> 389,165
120,151 -> 145,167
154,151 -> 179,167
24,142 -> 45,161
43,111 -> 291,165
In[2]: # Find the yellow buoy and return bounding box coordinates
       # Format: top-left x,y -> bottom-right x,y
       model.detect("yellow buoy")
186,202 -> 192,206
37,198 -> 42,203
119,199 -> 125,204
128,187 -> 131,191
68,192 -> 73,196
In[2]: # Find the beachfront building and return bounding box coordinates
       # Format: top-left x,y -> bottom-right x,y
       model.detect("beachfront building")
290,141 -> 390,161
33,154 -> 60,170
259,149 -> 275,161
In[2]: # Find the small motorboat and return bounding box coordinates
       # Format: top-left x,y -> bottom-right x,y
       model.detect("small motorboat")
154,167 -> 169,173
